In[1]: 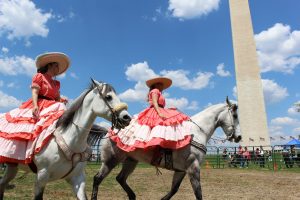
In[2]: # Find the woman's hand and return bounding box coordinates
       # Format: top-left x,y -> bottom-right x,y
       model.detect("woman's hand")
32,105 -> 40,119
60,97 -> 68,104
158,112 -> 166,120
31,88 -> 40,118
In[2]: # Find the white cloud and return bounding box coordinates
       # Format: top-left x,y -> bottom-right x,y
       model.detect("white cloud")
161,70 -> 213,90
1,47 -> 9,53
119,81 -> 148,102
187,101 -> 199,110
168,0 -> 220,20
0,90 -> 22,109
70,72 -> 79,79
288,107 -> 299,115
255,23 -> 300,74
53,10 -> 75,23
288,102 -> 300,115
233,79 -> 288,104
232,86 -> 237,98
262,79 -> 288,104
0,0 -> 52,41
0,55 -> 35,76
271,117 -> 300,126
119,62 -> 155,102
269,125 -> 283,133
125,61 -> 157,82
293,127 -> 300,134
119,61 -> 210,111
268,125 -> 287,141
166,97 -> 199,111
7,82 -> 18,88
57,73 -> 66,79
216,63 -> 231,77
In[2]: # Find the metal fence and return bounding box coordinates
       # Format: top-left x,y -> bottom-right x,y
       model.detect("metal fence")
88,144 -> 300,171
204,145 -> 300,170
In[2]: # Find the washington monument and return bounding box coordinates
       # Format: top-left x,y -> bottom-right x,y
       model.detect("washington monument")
229,0 -> 271,146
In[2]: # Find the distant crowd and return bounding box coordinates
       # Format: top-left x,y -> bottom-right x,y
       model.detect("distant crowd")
221,145 -> 300,169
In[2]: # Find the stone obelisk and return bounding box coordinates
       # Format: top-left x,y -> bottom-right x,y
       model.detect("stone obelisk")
229,0 -> 270,146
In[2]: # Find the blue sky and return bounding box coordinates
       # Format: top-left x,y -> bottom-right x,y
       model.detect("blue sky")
0,0 -> 299,145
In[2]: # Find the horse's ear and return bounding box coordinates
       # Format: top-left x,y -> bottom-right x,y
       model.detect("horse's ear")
226,96 -> 232,107
91,78 -> 97,87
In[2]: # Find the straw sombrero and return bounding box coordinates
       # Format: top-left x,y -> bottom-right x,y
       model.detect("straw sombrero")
146,77 -> 172,90
35,52 -> 70,75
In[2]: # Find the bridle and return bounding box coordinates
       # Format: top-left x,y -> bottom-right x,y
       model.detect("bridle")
224,104 -> 237,141
93,82 -> 128,129
190,104 -> 238,154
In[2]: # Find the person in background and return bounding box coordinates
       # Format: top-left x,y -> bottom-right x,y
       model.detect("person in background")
242,147 -> 251,168
237,145 -> 244,168
259,146 -> 265,168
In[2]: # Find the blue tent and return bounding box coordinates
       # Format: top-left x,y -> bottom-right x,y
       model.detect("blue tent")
285,139 -> 300,147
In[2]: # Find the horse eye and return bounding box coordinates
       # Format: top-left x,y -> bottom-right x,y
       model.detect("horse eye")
105,95 -> 112,101
233,114 -> 238,119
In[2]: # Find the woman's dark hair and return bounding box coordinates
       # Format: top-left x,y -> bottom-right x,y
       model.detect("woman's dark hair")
149,84 -> 156,92
37,65 -> 48,74
37,62 -> 58,74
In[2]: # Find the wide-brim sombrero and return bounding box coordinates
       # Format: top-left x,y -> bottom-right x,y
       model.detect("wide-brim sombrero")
146,77 -> 172,90
35,52 -> 70,75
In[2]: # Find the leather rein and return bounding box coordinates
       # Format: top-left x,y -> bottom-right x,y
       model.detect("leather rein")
189,105 -> 237,155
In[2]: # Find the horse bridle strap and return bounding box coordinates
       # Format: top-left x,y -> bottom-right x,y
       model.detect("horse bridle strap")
54,131 -> 92,178
190,140 -> 207,154
95,83 -> 128,129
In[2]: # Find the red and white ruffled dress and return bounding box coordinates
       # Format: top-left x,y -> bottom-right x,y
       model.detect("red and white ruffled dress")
0,73 -> 66,164
110,88 -> 192,152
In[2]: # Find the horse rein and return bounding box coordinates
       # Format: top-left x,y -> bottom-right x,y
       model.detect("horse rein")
226,104 -> 237,141
189,104 -> 237,154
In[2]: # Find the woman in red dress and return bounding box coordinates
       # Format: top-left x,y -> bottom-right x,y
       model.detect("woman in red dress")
0,52 -> 70,164
110,77 -> 192,152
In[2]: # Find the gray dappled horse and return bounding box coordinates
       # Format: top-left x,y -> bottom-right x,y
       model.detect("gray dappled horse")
89,97 -> 241,200
0,80 -> 131,200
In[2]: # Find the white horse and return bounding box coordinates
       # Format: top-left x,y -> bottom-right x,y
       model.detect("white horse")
0,79 -> 131,200
89,97 -> 241,200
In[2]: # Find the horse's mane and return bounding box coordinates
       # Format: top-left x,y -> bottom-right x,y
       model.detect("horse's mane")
191,103 -> 226,119
56,81 -> 116,129
87,124 -> 108,146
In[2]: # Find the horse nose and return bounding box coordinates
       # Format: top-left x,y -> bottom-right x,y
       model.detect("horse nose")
122,114 -> 131,122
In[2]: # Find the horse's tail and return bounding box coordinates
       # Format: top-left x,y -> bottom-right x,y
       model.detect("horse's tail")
87,124 -> 108,146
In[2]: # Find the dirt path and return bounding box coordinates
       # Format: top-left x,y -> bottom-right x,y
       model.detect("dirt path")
3,167 -> 300,200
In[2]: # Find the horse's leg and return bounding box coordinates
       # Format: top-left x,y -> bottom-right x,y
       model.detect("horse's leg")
66,169 -> 87,200
91,157 -> 120,200
161,171 -> 186,200
0,163 -> 18,200
34,168 -> 49,200
187,160 -> 202,200
116,157 -> 138,200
